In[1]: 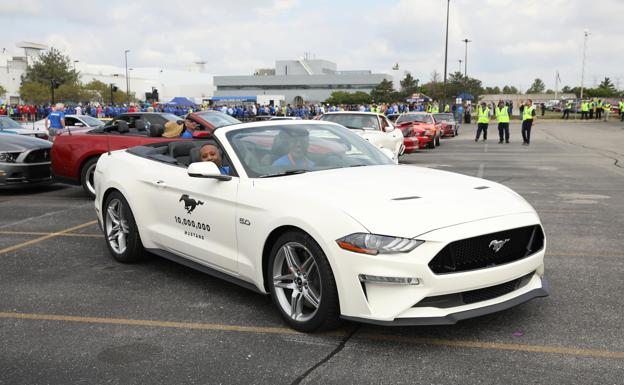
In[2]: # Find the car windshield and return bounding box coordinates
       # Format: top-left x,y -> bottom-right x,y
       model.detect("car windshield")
195,111 -> 241,128
396,114 -> 433,124
434,113 -> 454,122
319,114 -> 380,130
226,123 -> 393,178
161,113 -> 183,122
79,116 -> 105,126
0,117 -> 23,130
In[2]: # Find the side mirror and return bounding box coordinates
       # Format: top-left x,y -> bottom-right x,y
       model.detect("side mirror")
187,161 -> 232,181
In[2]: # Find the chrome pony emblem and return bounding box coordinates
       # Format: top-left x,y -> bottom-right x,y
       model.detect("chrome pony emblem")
489,239 -> 510,253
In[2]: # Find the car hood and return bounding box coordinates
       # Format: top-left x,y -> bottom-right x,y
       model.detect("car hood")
256,165 -> 535,238
0,134 -> 52,151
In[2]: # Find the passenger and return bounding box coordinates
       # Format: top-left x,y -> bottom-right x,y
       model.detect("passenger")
180,118 -> 199,138
272,130 -> 315,168
200,144 -> 230,175
163,120 -> 183,138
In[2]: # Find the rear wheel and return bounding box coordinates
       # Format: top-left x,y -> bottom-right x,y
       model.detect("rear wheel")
427,137 -> 436,149
81,157 -> 99,199
103,191 -> 146,263
268,231 -> 340,332
435,134 -> 441,146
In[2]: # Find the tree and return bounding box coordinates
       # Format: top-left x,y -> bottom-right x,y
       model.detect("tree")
370,79 -> 395,103
84,79 -> 132,104
19,81 -> 51,104
0,84 -> 6,98
324,91 -> 371,105
22,47 -> 79,87
483,86 -> 501,94
596,77 -> 617,96
526,78 -> 546,93
399,73 -> 419,96
502,85 -> 519,94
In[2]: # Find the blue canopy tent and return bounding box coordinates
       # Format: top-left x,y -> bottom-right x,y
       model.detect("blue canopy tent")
167,97 -> 196,106
457,93 -> 474,101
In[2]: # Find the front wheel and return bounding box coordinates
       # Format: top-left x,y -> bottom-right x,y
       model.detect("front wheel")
435,134 -> 441,146
268,231 -> 340,332
81,157 -> 99,199
103,191 -> 146,263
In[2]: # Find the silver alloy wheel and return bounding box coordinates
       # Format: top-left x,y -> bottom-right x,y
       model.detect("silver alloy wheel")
272,242 -> 322,322
85,162 -> 97,195
105,198 -> 130,254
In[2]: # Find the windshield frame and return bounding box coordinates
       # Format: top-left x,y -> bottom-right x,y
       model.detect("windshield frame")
224,123 -> 394,178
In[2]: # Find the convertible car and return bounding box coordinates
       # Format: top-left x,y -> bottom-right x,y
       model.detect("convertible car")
318,112 -> 404,162
94,120 -> 548,332
51,111 -> 240,198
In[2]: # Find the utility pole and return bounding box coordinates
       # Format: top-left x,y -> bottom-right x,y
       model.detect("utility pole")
458,59 -> 462,73
124,49 -> 130,105
443,0 -> 450,98
580,31 -> 590,100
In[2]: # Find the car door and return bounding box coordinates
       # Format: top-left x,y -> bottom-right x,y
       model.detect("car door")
379,116 -> 402,154
140,161 -> 239,274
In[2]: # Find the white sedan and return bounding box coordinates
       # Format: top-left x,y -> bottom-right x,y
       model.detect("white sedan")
94,120 -> 548,331
22,114 -> 104,138
319,112 -> 404,163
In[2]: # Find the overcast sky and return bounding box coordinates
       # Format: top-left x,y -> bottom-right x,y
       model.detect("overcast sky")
2,0 -> 622,91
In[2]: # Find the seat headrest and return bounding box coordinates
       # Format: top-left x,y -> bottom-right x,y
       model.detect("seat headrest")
117,120 -> 129,133
134,119 -> 147,130
169,141 -> 196,158
189,147 -> 201,163
148,124 -> 164,137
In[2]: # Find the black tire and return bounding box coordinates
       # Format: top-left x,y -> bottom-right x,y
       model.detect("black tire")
80,157 -> 100,199
427,137 -> 436,149
436,134 -> 441,146
103,191 -> 146,263
268,231 -> 340,332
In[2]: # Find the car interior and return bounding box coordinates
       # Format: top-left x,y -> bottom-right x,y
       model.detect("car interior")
127,140 -> 234,175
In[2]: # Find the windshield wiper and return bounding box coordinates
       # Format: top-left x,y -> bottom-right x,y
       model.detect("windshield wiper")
259,169 -> 309,178
344,125 -> 364,130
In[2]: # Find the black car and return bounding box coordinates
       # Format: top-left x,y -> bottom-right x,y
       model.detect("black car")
0,134 -> 53,188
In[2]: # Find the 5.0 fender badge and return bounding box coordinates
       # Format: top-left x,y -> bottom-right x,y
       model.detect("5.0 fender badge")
180,194 -> 204,214
489,238 -> 510,253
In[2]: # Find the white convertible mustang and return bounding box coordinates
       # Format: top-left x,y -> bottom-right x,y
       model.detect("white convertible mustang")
94,120 -> 548,332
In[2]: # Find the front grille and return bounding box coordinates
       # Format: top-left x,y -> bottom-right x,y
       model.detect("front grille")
429,225 -> 544,274
23,149 -> 51,163
414,272 -> 535,308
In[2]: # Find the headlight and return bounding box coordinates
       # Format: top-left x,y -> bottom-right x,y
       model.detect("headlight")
336,233 -> 424,255
0,152 -> 20,163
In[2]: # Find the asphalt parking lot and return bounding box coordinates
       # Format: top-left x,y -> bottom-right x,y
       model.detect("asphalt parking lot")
1,120 -> 623,384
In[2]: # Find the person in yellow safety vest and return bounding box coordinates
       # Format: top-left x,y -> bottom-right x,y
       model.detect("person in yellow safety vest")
444,104 -> 450,112
475,102 -> 490,142
562,100 -> 572,119
495,100 -> 510,143
620,100 -> 624,122
580,100 -> 589,120
596,99 -> 603,120
589,99 -> 596,119
521,99 -> 536,145
431,103 -> 439,113
425,104 -> 432,113
602,102 -> 611,121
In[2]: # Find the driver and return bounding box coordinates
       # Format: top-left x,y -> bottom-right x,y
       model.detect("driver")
272,129 -> 315,168
200,144 -> 229,175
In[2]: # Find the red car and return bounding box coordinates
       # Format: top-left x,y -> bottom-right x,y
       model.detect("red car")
394,112 -> 441,149
51,111 -> 240,197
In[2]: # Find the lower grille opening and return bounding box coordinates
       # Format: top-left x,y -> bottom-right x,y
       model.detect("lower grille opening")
413,271 -> 535,309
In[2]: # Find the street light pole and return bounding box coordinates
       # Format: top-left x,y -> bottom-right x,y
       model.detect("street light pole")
580,30 -> 590,100
458,59 -> 462,73
443,0 -> 450,97
124,49 -> 130,105
462,38 -> 471,78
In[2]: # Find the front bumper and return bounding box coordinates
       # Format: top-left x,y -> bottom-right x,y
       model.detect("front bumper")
0,162 -> 53,188
330,212 -> 548,325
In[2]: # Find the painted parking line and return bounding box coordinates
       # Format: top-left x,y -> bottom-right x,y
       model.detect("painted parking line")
0,231 -> 102,238
0,220 -> 97,255
0,311 -> 622,360
358,333 -> 624,360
